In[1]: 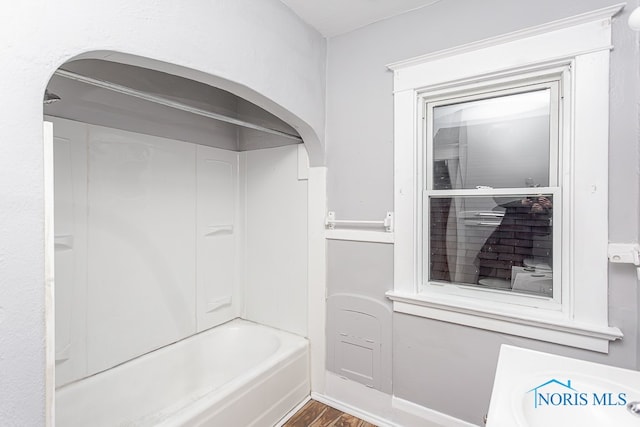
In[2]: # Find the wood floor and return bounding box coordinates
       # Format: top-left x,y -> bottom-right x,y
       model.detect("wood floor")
283,400 -> 377,427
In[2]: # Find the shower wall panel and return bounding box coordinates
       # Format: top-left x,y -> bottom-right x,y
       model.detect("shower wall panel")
50,116 -> 240,386
244,145 -> 308,336
52,118 -> 88,387
51,116 -> 307,386
86,125 -> 197,376
196,145 -> 240,331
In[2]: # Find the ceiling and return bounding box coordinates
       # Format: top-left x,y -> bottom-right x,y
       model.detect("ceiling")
280,0 -> 442,38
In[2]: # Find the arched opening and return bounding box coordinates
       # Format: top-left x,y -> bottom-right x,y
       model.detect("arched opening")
45,55 -> 314,425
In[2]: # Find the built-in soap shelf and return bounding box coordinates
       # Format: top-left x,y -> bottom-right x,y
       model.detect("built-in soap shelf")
206,296 -> 232,313
55,343 -> 71,363
55,235 -> 74,251
203,225 -> 234,237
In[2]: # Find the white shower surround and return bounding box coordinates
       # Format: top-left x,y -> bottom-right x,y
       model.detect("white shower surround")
55,319 -> 309,426
0,1 -> 327,424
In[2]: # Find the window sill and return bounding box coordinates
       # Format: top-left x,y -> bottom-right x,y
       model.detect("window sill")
385,290 -> 623,353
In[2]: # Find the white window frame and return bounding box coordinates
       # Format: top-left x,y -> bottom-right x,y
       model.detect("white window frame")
386,5 -> 624,353
420,75 -> 563,311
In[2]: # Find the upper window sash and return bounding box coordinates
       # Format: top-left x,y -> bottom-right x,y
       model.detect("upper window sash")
423,79 -> 562,192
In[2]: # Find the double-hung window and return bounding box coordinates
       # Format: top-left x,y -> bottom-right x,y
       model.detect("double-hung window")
423,74 -> 562,309
387,6 -> 624,352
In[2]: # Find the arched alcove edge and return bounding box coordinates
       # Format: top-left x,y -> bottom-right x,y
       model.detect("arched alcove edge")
46,50 -> 326,166
42,46 -> 330,421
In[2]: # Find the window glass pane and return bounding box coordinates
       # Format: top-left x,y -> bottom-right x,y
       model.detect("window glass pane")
432,89 -> 550,190
427,194 -> 553,297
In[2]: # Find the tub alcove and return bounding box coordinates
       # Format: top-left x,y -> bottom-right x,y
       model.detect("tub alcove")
46,58 -> 311,426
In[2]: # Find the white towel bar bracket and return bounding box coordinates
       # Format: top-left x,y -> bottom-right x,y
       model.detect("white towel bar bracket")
608,243 -> 640,280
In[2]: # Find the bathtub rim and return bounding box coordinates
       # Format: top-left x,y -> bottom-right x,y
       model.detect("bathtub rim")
55,317 -> 310,427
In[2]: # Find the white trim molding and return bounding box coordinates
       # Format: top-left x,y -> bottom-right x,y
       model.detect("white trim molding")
390,6 -> 624,353
43,121 -> 56,426
325,229 -> 395,244
308,167 -> 328,394
387,3 -> 624,73
391,396 -> 478,427
387,292 -> 623,353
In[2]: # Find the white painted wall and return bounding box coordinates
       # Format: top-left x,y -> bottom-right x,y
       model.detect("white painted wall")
0,1 -> 325,423
325,0 -> 639,424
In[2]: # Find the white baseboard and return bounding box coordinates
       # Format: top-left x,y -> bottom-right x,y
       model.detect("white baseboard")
392,396 -> 479,427
316,372 -> 479,427
311,392 -> 395,427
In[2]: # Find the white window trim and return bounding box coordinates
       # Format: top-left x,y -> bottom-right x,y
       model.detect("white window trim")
386,4 -> 624,353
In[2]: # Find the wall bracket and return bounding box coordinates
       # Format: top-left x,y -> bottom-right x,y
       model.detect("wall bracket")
608,243 -> 640,280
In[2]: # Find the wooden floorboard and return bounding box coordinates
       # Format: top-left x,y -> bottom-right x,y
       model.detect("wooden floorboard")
283,400 -> 377,427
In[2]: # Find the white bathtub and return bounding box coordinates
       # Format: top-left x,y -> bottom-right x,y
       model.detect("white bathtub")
55,319 -> 309,426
